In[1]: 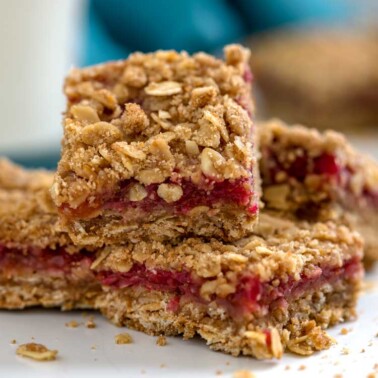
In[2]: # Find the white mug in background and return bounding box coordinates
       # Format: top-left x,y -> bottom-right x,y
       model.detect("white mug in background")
0,0 -> 86,156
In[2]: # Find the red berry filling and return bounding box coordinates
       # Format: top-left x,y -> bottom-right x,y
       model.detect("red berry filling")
61,177 -> 257,220
97,256 -> 362,319
0,244 -> 94,279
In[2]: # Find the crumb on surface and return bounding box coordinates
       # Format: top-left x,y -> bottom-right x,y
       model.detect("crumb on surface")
367,373 -> 376,378
10,339 -> 17,344
334,374 -> 343,378
299,365 -> 306,371
85,317 -> 96,329
65,320 -> 79,328
361,348 -> 366,353
233,370 -> 255,378
160,363 -> 166,368
16,343 -> 58,361
340,328 -> 349,335
285,365 -> 290,370
225,361 -> 231,366
341,347 -> 350,355
216,369 -> 223,375
115,333 -> 133,345
156,335 -> 167,346
91,345 -> 97,350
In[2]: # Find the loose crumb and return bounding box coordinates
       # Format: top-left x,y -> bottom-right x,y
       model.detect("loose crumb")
298,365 -> 306,371
216,370 -> 223,376
361,348 -> 366,353
115,333 -> 133,345
160,363 -> 166,368
91,345 -> 97,350
141,369 -> 146,375
368,341 -> 373,347
10,339 -> 17,344
156,335 -> 167,346
374,364 -> 378,370
340,328 -> 348,335
285,365 -> 291,370
334,374 -> 343,378
367,373 -> 376,378
16,343 -> 58,361
225,361 -> 231,366
65,320 -> 79,328
85,317 -> 96,329
233,370 -> 255,378
341,347 -> 350,355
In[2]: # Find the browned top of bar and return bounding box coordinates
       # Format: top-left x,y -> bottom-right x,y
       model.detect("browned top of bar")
52,45 -> 256,210
0,159 -> 78,251
259,119 -> 378,201
92,211 -> 363,293
250,28 -> 378,104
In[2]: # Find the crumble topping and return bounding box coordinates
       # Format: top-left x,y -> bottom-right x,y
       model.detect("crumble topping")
16,343 -> 58,361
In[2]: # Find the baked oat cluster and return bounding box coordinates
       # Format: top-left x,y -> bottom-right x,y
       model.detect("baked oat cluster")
1,44 -> 375,361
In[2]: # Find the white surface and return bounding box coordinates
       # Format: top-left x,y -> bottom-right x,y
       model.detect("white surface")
0,268 -> 376,378
0,0 -> 86,155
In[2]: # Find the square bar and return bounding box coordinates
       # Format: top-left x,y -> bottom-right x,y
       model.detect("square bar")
52,45 -> 258,247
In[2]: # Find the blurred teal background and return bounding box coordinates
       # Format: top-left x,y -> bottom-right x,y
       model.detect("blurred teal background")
2,0 -> 372,169
83,0 -> 355,66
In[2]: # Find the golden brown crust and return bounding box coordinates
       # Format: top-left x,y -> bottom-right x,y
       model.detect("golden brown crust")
97,275 -> 358,359
250,27 -> 378,129
0,159 -> 77,251
258,119 -> 378,261
52,45 -> 258,245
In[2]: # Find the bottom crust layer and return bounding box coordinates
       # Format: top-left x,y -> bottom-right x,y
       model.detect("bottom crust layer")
0,273 -> 359,359
97,276 -> 358,359
0,277 -> 102,310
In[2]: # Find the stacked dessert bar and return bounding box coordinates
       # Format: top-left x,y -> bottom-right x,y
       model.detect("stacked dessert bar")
0,45 -> 366,359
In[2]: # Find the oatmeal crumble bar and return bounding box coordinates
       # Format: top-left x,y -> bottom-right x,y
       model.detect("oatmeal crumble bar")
94,212 -> 362,359
52,45 -> 258,246
259,119 -> 378,262
249,27 -> 378,130
0,160 -> 362,359
0,159 -> 101,309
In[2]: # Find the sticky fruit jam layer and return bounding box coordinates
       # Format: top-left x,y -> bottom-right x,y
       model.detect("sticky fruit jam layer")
0,244 -> 94,279
60,177 -> 258,220
97,256 -> 362,318
263,149 -> 378,205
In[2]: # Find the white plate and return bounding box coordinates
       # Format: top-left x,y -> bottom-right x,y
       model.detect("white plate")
0,266 -> 377,378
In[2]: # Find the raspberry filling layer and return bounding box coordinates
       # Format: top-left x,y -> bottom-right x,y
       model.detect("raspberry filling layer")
0,244 -> 94,279
263,149 -> 378,205
61,177 -> 257,220
98,256 -> 362,319
0,245 -> 361,319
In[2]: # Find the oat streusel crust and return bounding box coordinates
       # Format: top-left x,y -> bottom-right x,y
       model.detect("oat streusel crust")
259,119 -> 378,261
52,45 -> 258,246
